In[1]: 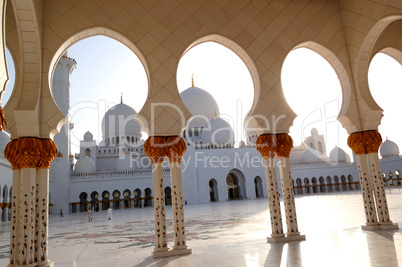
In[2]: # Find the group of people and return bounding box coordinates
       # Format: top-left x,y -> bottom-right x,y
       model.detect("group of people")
59,207 -> 114,222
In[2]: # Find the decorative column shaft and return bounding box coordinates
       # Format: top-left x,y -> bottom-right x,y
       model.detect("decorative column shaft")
256,134 -> 284,242
276,134 -> 305,241
4,137 -> 58,267
144,137 -> 168,254
166,136 -> 190,252
348,130 -> 398,230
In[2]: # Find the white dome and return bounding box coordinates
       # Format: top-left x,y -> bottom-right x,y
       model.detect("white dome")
101,103 -> 141,139
180,87 -> 219,128
329,147 -> 350,163
201,118 -> 234,146
74,156 -> 96,173
380,140 -> 400,158
311,128 -> 319,135
302,148 -> 323,164
116,155 -> 135,171
83,131 -> 93,141
0,131 -> 10,155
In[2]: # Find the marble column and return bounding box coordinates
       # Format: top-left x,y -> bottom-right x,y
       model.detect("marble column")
4,137 -> 58,267
144,137 -> 169,256
256,134 -> 285,242
276,134 -> 305,241
348,130 -> 398,230
166,136 -> 191,255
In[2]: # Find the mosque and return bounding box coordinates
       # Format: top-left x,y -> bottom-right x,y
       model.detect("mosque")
1,0 -> 402,265
1,53 -> 401,221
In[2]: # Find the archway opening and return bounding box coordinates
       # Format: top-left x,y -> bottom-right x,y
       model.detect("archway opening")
296,178 -> 303,195
79,192 -> 88,212
282,47 -> 350,159
209,179 -> 218,202
319,177 -> 326,193
123,189 -> 131,209
226,173 -> 240,200
144,188 -> 152,207
254,176 -> 263,198
90,191 -> 99,212
311,178 -> 318,193
326,176 -> 333,192
134,189 -> 142,208
369,52 -> 402,150
334,176 -> 340,191
102,191 -> 110,210
165,187 -> 172,206
304,178 -> 310,194
113,190 -> 121,209
1,48 -> 15,106
177,41 -> 254,148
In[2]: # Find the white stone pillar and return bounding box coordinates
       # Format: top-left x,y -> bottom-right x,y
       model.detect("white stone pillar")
35,169 -> 51,266
263,157 -> 285,241
9,170 -> 21,266
367,153 -> 398,229
170,162 -> 189,250
354,154 -> 378,228
18,168 -> 37,266
151,163 -> 168,254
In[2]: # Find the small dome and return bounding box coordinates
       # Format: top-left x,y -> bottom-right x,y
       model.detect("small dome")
180,87 -> 220,128
116,155 -> 135,171
380,140 -> 400,158
0,131 -> 10,155
83,131 -> 93,141
311,128 -> 319,136
101,103 -> 141,139
201,118 -> 234,146
302,148 -> 323,164
74,156 -> 96,173
329,147 -> 350,163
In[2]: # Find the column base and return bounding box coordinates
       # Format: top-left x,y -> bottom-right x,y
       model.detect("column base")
363,222 -> 400,230
36,260 -> 54,267
8,263 -> 38,267
361,222 -> 380,230
152,247 -> 192,258
267,233 -> 306,243
379,223 -> 399,230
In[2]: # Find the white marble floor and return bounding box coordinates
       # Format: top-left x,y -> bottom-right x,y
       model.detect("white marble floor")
1,189 -> 402,266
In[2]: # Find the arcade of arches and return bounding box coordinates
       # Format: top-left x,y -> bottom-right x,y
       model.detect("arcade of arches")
1,0 -> 402,265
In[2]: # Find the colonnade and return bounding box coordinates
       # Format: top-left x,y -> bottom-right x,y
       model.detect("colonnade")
256,134 -> 306,242
3,137 -> 58,267
348,130 -> 398,230
144,136 -> 192,257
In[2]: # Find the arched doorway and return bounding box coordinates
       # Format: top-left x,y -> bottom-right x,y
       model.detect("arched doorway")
296,178 -> 303,195
319,177 -> 326,193
90,191 -> 99,212
311,177 -> 318,193
326,176 -> 333,192
134,189 -> 142,208
226,173 -> 240,200
165,187 -> 172,205
334,176 -> 340,191
209,179 -> 218,202
341,175 -> 348,191
254,176 -> 263,198
304,178 -> 310,194
347,175 -> 354,190
123,189 -> 131,208
113,190 -> 121,209
396,170 -> 401,186
79,192 -> 88,212
144,188 -> 152,207
388,171 -> 394,186
102,191 -> 110,210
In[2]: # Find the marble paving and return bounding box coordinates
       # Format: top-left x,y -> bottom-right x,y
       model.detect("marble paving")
1,189 -> 402,266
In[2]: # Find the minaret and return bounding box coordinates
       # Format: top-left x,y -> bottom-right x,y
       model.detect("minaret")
50,50 -> 77,215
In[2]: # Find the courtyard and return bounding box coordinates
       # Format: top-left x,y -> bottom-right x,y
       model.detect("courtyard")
0,190 -> 401,267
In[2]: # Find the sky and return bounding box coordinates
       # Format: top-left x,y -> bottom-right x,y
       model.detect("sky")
2,36 -> 402,159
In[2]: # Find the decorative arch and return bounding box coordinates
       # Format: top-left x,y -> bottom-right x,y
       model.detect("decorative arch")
226,169 -> 247,200
112,190 -> 121,209
296,178 -> 303,195
254,176 -> 263,198
79,192 -> 88,212
304,178 -> 310,194
319,177 -> 326,193
90,191 -> 99,212
144,188 -> 152,207
287,41 -> 354,133
134,188 -> 142,208
355,15 -> 402,131
209,179 -> 218,202
180,34 -> 260,102
311,177 -> 318,193
123,189 -> 131,209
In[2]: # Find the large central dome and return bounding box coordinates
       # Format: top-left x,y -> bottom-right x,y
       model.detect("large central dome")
101,103 -> 141,139
180,86 -> 220,127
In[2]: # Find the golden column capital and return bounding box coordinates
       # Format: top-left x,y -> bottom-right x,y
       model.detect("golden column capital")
0,106 -> 6,131
256,134 -> 276,158
347,130 -> 382,155
275,133 -> 293,158
144,136 -> 167,164
364,130 -> 382,154
4,137 -> 58,170
166,136 -> 187,163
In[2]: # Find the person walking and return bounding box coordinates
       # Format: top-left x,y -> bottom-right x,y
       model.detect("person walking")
107,207 -> 113,220
88,208 -> 93,222
59,209 -> 63,218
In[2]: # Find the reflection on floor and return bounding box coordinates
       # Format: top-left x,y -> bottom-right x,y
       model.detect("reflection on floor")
0,189 -> 401,266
